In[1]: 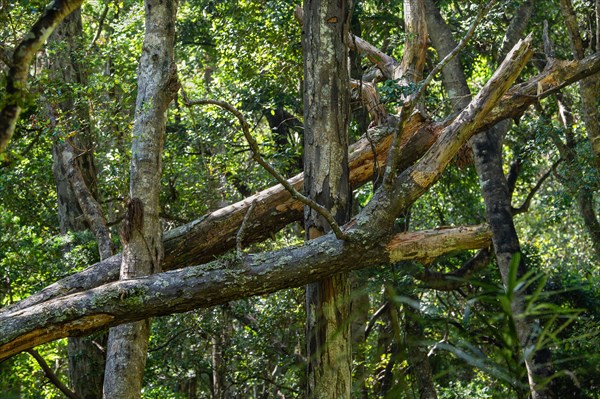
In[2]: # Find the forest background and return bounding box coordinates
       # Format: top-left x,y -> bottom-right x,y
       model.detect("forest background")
0,0 -> 599,398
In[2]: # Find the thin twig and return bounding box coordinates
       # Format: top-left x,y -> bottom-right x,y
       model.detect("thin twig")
89,3 -> 109,49
365,302 -> 389,339
183,95 -> 350,240
512,159 -> 561,215
26,349 -> 79,399
237,200 -> 257,258
148,327 -> 197,352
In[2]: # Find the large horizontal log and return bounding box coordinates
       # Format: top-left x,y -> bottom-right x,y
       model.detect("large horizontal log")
3,51 -> 600,315
0,225 -> 491,361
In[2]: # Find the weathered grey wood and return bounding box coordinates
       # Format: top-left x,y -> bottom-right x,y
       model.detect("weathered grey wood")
0,225 -> 491,362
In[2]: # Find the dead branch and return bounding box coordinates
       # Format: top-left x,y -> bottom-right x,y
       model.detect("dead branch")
183,96 -> 349,241
0,224 -> 491,361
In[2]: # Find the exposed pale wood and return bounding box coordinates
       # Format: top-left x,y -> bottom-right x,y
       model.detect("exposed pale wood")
0,225 -> 491,361
3,51 -> 599,317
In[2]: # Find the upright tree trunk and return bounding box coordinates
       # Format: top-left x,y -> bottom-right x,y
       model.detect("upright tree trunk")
211,307 -> 231,399
102,0 -> 178,397
350,277 -> 370,399
424,1 -> 555,398
48,10 -> 107,399
559,0 -> 600,258
302,0 -> 352,398
405,304 -> 438,399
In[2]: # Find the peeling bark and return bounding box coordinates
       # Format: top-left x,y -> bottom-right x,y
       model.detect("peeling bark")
302,0 -> 352,397
0,224 -> 491,362
2,51 -> 598,321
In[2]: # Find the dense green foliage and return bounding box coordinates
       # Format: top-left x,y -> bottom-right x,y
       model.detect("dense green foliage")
1,0 -> 599,398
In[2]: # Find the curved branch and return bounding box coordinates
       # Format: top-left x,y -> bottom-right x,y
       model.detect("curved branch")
3,51 -> 599,317
60,141 -> 113,259
26,349 -> 79,399
89,3 -> 109,49
415,248 -> 491,291
512,160 -> 561,215
0,0 -> 84,153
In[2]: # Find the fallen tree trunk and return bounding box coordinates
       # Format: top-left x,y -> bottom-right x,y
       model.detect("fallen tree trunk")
0,37 -> 552,360
0,225 -> 491,361
3,51 -> 600,315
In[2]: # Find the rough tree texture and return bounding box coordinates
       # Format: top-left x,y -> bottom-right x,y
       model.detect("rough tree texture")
47,10 -> 107,398
0,0 -> 83,153
398,0 -> 427,87
0,35 -> 540,365
559,0 -> 600,258
302,0 -> 352,397
0,225 -> 492,362
470,4 -> 553,396
102,0 -> 178,397
2,45 -> 598,321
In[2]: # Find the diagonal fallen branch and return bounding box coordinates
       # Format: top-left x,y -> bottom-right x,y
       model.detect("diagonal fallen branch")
184,97 -> 349,240
3,50 -> 600,316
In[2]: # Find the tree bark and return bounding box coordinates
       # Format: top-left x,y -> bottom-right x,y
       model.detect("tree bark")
0,224 -> 492,362
2,32 -> 597,365
102,0 -> 178,397
211,308 -> 231,399
302,0 -> 352,397
1,51 -> 598,321
405,304 -> 438,399
558,0 -> 600,258
0,32 -> 556,324
47,10 -> 107,398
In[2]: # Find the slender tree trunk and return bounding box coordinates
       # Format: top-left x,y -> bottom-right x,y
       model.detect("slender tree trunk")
405,304 -> 438,399
302,0 -> 352,397
211,307 -> 231,399
558,0 -> 600,258
424,1 -> 555,398
47,10 -> 107,398
102,0 -> 178,397
350,277 -> 370,399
